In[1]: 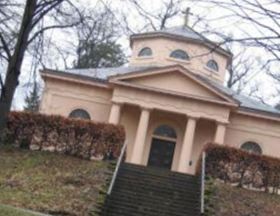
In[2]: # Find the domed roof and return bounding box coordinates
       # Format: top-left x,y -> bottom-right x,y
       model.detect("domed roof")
130,25 -> 232,58
154,25 -> 205,41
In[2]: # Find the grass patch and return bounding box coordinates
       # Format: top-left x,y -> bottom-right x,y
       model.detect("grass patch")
205,179 -> 280,216
0,204 -> 43,216
0,146 -> 111,216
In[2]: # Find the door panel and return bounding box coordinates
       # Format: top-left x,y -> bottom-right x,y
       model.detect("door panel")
148,138 -> 176,169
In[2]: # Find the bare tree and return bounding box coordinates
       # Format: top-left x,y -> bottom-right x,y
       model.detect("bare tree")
0,1 -> 21,90
73,6 -> 126,68
0,0 -> 82,136
226,47 -> 265,94
121,0 -> 184,31
191,0 -> 280,82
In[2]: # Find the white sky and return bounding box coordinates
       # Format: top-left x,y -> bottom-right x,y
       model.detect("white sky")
13,0 -> 280,109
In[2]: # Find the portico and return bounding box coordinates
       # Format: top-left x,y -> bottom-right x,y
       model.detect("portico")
109,101 -> 229,174
107,74 -> 233,174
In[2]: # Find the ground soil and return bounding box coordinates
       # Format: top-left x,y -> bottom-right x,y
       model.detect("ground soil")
206,180 -> 280,216
0,146 -> 111,216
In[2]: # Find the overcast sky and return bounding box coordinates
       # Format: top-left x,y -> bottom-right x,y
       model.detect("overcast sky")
14,0 -> 279,109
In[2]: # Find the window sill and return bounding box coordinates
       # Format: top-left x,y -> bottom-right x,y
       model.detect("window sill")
166,57 -> 191,65
204,66 -> 219,74
135,56 -> 154,60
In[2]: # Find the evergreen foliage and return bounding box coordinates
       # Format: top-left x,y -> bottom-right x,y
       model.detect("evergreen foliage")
24,84 -> 40,112
75,41 -> 126,68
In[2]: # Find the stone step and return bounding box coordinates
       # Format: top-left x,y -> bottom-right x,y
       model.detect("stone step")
111,184 -> 200,200
103,205 -> 199,216
121,163 -> 199,181
103,197 -> 200,216
112,181 -> 200,199
115,174 -> 200,189
108,191 -> 200,210
117,174 -> 199,189
99,162 -> 201,216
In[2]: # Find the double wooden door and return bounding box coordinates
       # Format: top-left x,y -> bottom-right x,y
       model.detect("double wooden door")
147,138 -> 175,169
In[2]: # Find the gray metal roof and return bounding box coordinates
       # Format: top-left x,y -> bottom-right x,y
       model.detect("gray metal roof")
135,25 -> 206,42
54,66 -> 280,117
196,74 -> 280,115
63,66 -> 156,80
131,25 -> 207,45
157,26 -> 206,41
131,25 -> 232,57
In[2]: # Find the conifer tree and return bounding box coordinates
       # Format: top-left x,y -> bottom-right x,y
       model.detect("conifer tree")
24,83 -> 40,112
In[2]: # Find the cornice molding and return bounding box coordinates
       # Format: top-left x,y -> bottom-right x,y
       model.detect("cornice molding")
235,109 -> 280,122
110,81 -> 237,108
109,65 -> 238,106
41,69 -> 110,89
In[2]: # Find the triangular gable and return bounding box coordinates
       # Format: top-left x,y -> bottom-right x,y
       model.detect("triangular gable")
109,65 -> 238,106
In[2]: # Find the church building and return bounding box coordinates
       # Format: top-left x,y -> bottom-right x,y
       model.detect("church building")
40,24 -> 280,174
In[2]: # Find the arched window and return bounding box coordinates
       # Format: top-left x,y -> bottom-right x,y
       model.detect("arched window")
241,142 -> 262,155
138,47 -> 152,57
69,109 -> 91,120
153,125 -> 177,139
170,49 -> 190,61
207,59 -> 219,71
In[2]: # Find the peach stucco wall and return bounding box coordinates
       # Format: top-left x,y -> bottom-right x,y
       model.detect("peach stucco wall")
141,111 -> 186,171
140,112 -> 216,173
118,106 -> 217,174
119,105 -> 140,163
40,70 -> 280,174
127,71 -> 223,101
129,37 -> 229,83
112,85 -> 231,123
225,113 -> 280,158
40,77 -> 112,122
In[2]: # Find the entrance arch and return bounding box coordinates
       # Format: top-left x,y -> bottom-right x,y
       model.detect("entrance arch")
147,125 -> 177,169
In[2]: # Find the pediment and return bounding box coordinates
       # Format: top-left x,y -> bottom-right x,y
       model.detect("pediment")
109,65 -> 237,105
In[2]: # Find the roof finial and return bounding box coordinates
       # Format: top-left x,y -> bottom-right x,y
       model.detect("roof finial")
182,7 -> 191,27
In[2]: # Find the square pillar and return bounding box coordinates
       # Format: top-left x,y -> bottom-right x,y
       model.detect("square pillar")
177,116 -> 198,173
214,122 -> 227,145
130,107 -> 151,165
108,102 -> 122,125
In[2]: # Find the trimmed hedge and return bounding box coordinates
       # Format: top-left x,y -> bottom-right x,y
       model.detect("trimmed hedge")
198,143 -> 280,194
3,112 -> 125,160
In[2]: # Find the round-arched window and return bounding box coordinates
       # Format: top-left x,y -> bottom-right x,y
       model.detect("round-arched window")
241,142 -> 262,155
207,59 -> 219,71
69,109 -> 91,120
170,49 -> 190,61
138,47 -> 152,57
153,125 -> 177,139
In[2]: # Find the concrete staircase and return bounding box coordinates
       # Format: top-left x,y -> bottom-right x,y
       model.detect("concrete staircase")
99,162 -> 201,216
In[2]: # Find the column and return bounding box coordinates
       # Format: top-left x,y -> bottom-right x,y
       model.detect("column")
130,107 -> 151,165
177,116 -> 197,173
108,102 -> 122,124
214,122 -> 227,145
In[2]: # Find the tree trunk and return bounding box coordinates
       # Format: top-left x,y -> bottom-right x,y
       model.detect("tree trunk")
0,0 -> 37,139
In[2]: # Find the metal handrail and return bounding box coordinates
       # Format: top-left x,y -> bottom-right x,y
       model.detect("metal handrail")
200,151 -> 206,214
107,142 -> 127,195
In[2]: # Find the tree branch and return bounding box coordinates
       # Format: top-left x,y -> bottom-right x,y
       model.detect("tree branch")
0,33 -> 11,60
0,72 -> 5,98
31,0 -> 64,30
28,21 -> 80,45
0,73 -> 4,87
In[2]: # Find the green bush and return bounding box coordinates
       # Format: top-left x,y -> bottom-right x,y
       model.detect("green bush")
3,112 -> 125,160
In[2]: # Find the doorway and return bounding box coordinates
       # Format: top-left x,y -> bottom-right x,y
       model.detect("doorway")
147,125 -> 177,169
